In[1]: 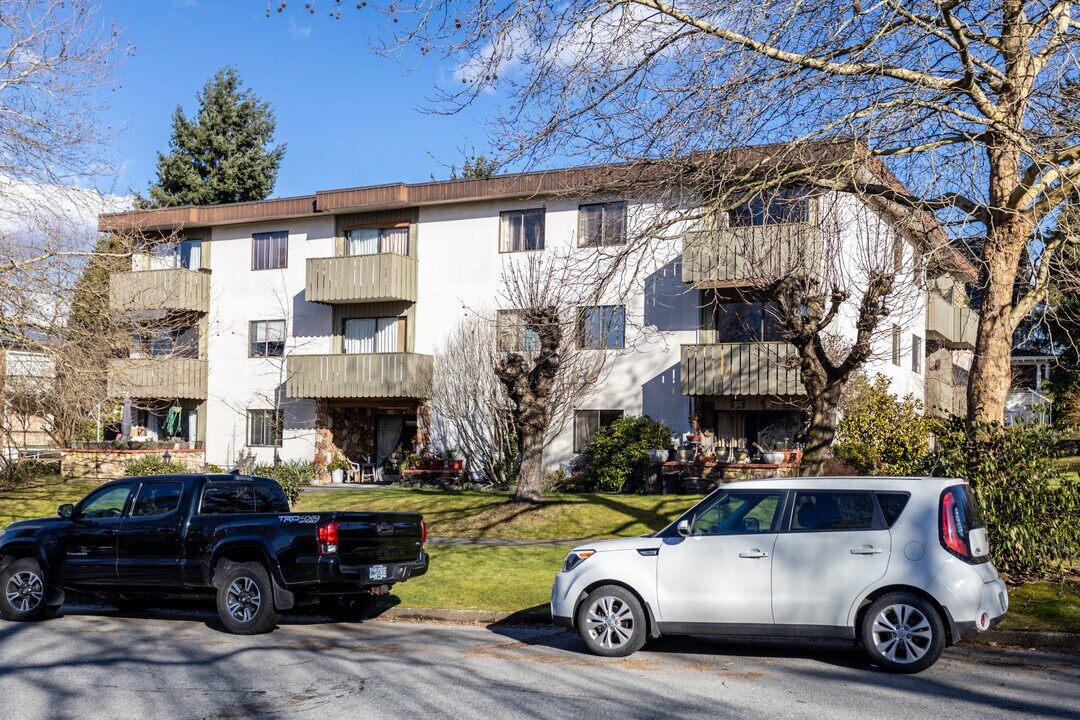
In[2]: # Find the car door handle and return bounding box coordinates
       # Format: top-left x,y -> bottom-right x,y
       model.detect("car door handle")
850,546 -> 884,555
739,550 -> 769,558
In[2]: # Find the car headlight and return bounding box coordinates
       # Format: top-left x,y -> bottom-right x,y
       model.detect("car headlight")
562,549 -> 595,573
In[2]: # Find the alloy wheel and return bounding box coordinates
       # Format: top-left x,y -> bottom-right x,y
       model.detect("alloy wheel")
870,603 -> 934,664
584,595 -> 636,650
225,577 -> 262,623
5,570 -> 44,613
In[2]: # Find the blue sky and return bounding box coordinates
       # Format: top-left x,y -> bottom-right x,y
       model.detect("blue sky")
101,1 -> 495,199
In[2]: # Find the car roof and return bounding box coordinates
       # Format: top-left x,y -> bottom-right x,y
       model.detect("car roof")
720,476 -> 963,492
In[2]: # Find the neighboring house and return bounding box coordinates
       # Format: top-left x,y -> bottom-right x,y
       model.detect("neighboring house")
0,343 -> 56,457
98,153 -> 974,474
1006,348 -> 1054,425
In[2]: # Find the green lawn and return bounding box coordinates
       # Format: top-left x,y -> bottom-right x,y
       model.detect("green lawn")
1056,455 -> 1080,483
999,580 -> 1080,634
0,479 -> 100,527
296,488 -> 691,540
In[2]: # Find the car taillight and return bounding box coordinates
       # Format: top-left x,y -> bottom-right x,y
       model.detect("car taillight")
317,520 -> 339,556
420,520 -> 427,551
940,491 -> 970,559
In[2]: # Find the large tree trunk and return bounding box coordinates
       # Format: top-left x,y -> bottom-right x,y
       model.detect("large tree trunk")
514,430 -> 545,502
801,380 -> 842,476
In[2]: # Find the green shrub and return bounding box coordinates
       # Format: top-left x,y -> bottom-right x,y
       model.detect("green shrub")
123,455 -> 189,477
207,464 -> 224,473
582,415 -> 673,493
1,459 -> 61,489
835,374 -> 932,475
927,416 -> 1080,578
253,460 -> 316,506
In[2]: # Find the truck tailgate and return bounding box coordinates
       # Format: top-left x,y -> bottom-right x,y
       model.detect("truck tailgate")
335,513 -> 424,564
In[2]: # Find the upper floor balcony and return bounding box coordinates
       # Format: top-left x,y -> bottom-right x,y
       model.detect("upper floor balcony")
109,268 -> 210,314
680,342 -> 803,397
286,352 -> 433,400
926,293 -> 977,350
681,223 -> 823,288
107,356 -> 208,401
305,253 -> 418,304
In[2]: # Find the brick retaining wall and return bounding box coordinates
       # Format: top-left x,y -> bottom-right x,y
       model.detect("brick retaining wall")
60,448 -> 206,480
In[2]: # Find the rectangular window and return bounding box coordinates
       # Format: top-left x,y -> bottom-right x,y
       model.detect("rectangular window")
578,201 -> 627,247
148,239 -> 202,270
730,187 -> 810,227
578,305 -> 625,350
131,481 -> 184,518
573,409 -> 624,452
893,236 -> 904,273
792,491 -> 877,531
712,302 -> 783,343
499,208 -> 545,252
249,320 -> 286,357
891,325 -> 901,366
200,482 -> 256,514
344,226 -> 409,256
247,409 -> 282,447
496,310 -> 542,353
912,334 -> 923,373
343,317 -> 402,353
252,231 -> 288,270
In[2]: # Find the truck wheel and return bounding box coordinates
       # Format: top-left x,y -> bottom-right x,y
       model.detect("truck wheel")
318,594 -> 378,622
861,592 -> 945,673
1,558 -> 58,622
576,585 -> 648,657
216,562 -> 279,635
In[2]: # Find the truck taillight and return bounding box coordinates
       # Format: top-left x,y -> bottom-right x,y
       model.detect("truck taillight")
420,520 -> 427,551
317,520 -> 339,556
940,490 -> 970,559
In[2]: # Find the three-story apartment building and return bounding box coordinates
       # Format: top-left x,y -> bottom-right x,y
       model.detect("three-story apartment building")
100,158 -> 976,476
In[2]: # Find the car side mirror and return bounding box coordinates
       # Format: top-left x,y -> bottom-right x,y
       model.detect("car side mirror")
677,519 -> 692,537
58,504 -> 74,519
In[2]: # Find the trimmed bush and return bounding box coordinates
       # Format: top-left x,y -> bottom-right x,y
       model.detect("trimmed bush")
123,455 -> 189,477
253,460 -> 316,506
834,374 -> 932,476
927,416 -> 1080,578
582,415 -> 673,493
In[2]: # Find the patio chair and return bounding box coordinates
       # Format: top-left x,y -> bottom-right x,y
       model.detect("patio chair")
346,455 -> 377,484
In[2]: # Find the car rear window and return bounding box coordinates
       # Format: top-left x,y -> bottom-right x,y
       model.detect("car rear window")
254,481 -> 290,513
200,482 -> 255,514
792,491 -> 876,531
875,492 -> 910,528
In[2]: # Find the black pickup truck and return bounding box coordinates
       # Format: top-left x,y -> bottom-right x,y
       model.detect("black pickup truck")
0,473 -> 428,634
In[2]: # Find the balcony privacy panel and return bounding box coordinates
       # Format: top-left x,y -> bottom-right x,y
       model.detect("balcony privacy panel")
110,269 -> 210,313
108,357 -> 208,400
682,224 -> 823,287
306,254 -> 418,303
926,294 -> 977,350
680,342 -> 803,396
287,352 -> 433,399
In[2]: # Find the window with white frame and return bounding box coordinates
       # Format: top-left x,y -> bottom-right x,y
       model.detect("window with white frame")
578,305 -> 626,350
344,226 -> 409,256
149,239 -> 203,270
495,310 -> 542,353
574,409 -> 624,452
912,334 -> 923,373
578,201 -> 627,247
343,317 -> 402,354
891,325 -> 901,366
248,409 -> 282,447
252,231 -> 288,270
249,320 -> 286,357
499,208 -> 545,252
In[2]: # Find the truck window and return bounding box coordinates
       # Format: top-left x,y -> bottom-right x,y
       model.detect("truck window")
132,481 -> 184,517
200,482 -> 255,514
254,481 -> 290,513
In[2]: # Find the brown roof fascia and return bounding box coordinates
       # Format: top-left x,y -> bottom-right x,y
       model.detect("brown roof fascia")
98,196 -> 317,232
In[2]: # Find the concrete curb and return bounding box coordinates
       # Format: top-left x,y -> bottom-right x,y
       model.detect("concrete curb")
374,607 -> 1080,651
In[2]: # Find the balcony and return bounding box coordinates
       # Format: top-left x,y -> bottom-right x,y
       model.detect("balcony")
682,224 -> 823,288
110,269 -> 210,314
681,342 -> 803,396
107,357 -> 208,400
305,253 -> 418,304
287,352 -> 433,400
926,294 -> 977,350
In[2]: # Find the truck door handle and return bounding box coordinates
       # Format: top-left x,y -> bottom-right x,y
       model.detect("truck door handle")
850,546 -> 883,555
739,549 -> 769,558
101,529 -> 117,536
155,528 -> 175,535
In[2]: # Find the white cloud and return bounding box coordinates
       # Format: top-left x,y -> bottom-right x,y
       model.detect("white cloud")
0,175 -> 132,246
288,18 -> 312,40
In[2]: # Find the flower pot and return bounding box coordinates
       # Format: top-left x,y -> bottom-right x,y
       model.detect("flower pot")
762,452 -> 785,464
648,449 -> 668,465
682,477 -> 709,494
676,449 -> 694,463
451,460 -> 463,471
331,468 -> 345,483
662,476 -> 682,495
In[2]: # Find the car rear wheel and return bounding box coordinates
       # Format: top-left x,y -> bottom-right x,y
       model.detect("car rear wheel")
861,592 -> 945,673
216,562 -> 279,635
318,593 -> 379,622
1,558 -> 58,622
576,585 -> 647,657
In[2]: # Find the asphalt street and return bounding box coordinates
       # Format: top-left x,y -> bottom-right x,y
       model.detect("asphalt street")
0,604 -> 1077,720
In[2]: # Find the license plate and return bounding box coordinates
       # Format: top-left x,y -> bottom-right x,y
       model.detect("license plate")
369,565 -> 388,581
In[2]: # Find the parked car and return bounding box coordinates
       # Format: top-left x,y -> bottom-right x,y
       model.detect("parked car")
551,476 -> 1006,672
0,473 -> 428,634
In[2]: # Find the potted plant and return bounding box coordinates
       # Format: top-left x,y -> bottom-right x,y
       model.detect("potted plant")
447,447 -> 465,471
328,460 -> 349,484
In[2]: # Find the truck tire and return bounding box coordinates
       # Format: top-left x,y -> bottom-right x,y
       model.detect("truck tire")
216,562 -> 279,635
861,592 -> 945,673
318,593 -> 379,622
575,585 -> 648,657
1,558 -> 58,622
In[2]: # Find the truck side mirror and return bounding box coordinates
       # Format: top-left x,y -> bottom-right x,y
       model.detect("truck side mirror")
57,504 -> 74,519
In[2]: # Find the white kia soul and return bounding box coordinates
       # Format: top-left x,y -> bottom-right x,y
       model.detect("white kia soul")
551,477 -> 1008,672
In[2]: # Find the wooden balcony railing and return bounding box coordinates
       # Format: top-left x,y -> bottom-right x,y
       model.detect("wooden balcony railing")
287,352 -> 433,399
682,224 -> 823,287
926,294 -> 977,350
107,357 -> 208,400
110,269 -> 210,314
680,342 -> 803,396
305,253 -> 418,304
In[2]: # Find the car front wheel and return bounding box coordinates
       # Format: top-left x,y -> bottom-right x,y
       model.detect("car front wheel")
216,562 -> 279,635
861,592 -> 945,673
576,585 -> 648,657
0,558 -> 58,622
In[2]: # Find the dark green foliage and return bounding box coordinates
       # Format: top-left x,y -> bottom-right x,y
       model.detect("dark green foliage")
831,441 -> 876,474
449,154 -> 497,179
253,461 -> 316,506
833,375 -> 932,475
927,417 -> 1080,578
123,456 -> 190,477
582,416 -> 673,493
143,67 -> 285,207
